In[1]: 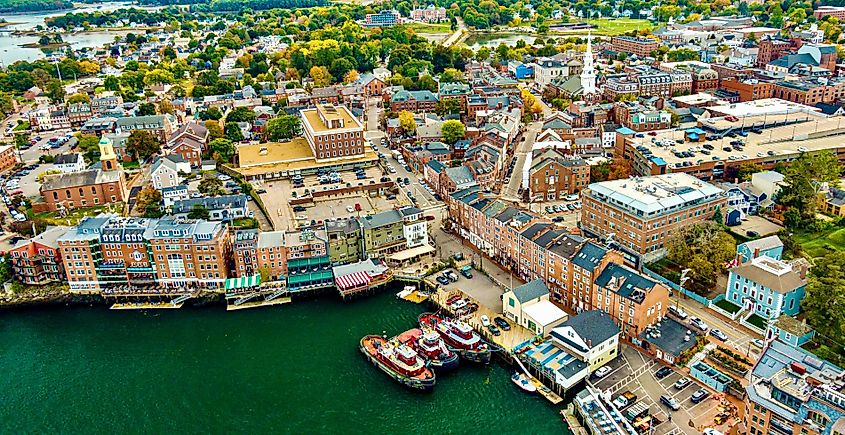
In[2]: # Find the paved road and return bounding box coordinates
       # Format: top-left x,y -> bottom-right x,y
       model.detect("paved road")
674,296 -> 761,356
501,120 -> 542,201
441,18 -> 466,47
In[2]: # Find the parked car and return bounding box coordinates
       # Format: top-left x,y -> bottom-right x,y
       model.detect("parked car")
612,391 -> 637,409
346,205 -> 354,213
460,267 -> 473,279
689,317 -> 709,332
445,271 -> 458,282
451,299 -> 467,310
593,366 -> 612,379
486,324 -> 501,336
494,317 -> 510,331
480,315 -> 491,327
660,395 -> 681,411
436,275 -> 450,286
673,377 -> 691,390
710,329 -> 728,341
292,205 -> 306,212
445,295 -> 462,305
655,366 -> 673,379
691,388 -> 710,404
667,305 -> 688,320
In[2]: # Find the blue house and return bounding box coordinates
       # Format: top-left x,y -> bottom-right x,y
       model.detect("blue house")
766,315 -> 815,348
720,182 -> 769,226
507,61 -> 534,79
689,361 -> 732,392
725,255 -> 808,320
737,236 -> 784,263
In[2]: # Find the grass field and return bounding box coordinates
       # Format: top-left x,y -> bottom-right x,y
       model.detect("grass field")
586,18 -> 653,35
714,298 -> 741,314
402,22 -> 452,34
794,227 -> 845,259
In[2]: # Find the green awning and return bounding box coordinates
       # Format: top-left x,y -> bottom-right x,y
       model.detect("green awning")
225,274 -> 261,290
287,271 -> 333,285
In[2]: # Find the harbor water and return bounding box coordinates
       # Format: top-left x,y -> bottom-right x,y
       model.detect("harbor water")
0,290 -> 568,433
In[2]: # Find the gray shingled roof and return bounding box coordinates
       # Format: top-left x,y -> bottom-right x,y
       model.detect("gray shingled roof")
511,279 -> 548,303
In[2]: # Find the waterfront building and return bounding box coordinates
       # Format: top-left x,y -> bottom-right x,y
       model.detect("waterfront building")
360,207 -> 429,259
9,226 -> 69,286
284,228 -> 332,291
743,339 -> 845,435
57,215 -> 231,293
232,229 -> 287,282
364,10 -> 400,27
725,255 -> 808,320
571,386 -> 638,435
326,218 -> 363,265
550,310 -> 620,373
580,173 -> 726,263
502,279 -> 568,337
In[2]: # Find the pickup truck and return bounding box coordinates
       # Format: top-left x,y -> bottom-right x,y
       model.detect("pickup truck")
613,391 -> 637,410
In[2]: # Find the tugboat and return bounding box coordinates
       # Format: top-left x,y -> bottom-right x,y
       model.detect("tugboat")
360,335 -> 436,391
397,328 -> 460,372
418,312 -> 492,364
511,372 -> 537,393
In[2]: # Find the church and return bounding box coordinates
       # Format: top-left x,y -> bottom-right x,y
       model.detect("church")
548,34 -> 600,103
34,135 -> 128,213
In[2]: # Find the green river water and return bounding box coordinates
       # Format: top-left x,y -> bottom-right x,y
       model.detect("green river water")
0,290 -> 569,434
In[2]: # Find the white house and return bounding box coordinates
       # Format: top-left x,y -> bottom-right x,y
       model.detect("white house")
54,153 -> 85,173
150,156 -> 190,190
549,310 -> 621,372
503,279 -> 568,336
399,206 -> 429,248
161,185 -> 189,207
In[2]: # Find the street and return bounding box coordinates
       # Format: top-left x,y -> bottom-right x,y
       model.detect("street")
501,119 -> 542,201
675,296 -> 762,357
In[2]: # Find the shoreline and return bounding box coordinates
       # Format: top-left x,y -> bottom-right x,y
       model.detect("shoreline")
19,42 -> 69,49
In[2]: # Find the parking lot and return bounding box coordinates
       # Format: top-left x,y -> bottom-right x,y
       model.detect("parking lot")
591,346 -> 734,435
432,266 -> 505,313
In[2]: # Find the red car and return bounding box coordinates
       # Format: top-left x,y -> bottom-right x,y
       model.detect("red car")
647,131 -> 657,136
445,295 -> 462,305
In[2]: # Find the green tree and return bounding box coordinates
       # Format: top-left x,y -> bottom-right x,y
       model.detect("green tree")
804,252 -> 845,340
136,186 -> 163,218
136,102 -> 156,116
737,162 -> 762,181
778,150 -> 842,228
434,99 -> 462,117
198,176 -> 224,196
198,107 -> 223,121
224,122 -> 244,142
266,115 -> 302,141
209,138 -> 235,163
126,130 -> 160,161
104,75 -> 120,92
666,221 -> 736,293
45,79 -> 65,103
158,99 -> 175,115
187,204 -> 210,220
205,120 -> 224,140
226,107 -> 256,124
441,119 -> 465,144
76,134 -> 101,163
67,93 -> 90,104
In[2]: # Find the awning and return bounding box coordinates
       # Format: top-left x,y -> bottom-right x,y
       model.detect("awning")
225,274 -> 261,290
388,244 -> 436,262
335,271 -> 372,290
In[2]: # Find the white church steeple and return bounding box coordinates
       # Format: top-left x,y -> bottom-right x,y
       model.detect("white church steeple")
580,32 -> 597,96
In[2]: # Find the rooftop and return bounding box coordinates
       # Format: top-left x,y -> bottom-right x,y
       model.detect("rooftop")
586,173 -> 724,217
730,256 -> 807,293
510,279 -> 549,303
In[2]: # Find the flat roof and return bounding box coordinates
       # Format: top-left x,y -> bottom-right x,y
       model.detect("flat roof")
301,104 -> 362,134
234,138 -> 378,175
587,173 -> 723,215
704,98 -> 820,118
522,300 -> 567,326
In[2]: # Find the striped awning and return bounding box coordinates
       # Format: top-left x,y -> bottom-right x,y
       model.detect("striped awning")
225,274 -> 261,290
335,271 -> 372,290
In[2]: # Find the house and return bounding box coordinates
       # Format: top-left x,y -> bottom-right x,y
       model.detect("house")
824,187 -> 845,217
8,226 -> 69,285
766,315 -> 815,348
161,185 -> 189,207
591,263 -> 671,340
750,170 -> 785,201
150,156 -> 190,190
549,310 -> 621,372
167,122 -> 209,167
115,114 -> 176,142
54,153 -> 86,173
725,255 -> 808,320
172,194 -> 250,221
508,61 -> 534,79
737,236 -> 784,263
502,279 -> 568,336
639,317 -> 699,365
720,181 -> 769,225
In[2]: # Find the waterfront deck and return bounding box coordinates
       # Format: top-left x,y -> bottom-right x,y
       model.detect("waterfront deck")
226,297 -> 292,311
110,302 -> 184,310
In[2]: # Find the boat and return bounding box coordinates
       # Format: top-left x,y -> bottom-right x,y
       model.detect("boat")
511,373 -> 537,393
359,334 -> 436,391
418,312 -> 491,364
397,328 -> 459,372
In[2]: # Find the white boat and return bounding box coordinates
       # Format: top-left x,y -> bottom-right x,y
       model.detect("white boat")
511,373 -> 537,393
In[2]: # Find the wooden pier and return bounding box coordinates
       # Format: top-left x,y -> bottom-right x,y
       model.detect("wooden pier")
226,297 -> 292,311
110,301 -> 185,310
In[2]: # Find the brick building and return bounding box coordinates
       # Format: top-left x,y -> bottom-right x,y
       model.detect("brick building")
300,104 -> 365,162
8,226 -> 68,285
528,150 -> 590,201
611,36 -> 661,57
772,79 -> 845,105
720,77 -> 775,102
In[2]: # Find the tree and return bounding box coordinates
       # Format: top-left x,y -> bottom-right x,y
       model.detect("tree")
266,115 -> 302,141
158,99 -> 175,115
737,162 -> 762,181
136,186 -> 163,218
104,75 -> 120,92
398,110 -> 416,134
343,70 -> 359,84
126,130 -> 160,161
666,221 -> 736,293
45,79 -> 65,103
136,102 -> 156,116
205,120 -> 224,139
209,138 -> 235,163
309,66 -> 332,87
187,204 -> 210,220
224,122 -> 244,142
77,134 -> 101,163
804,252 -> 845,341
434,99 -> 462,117
197,107 -> 223,121
439,68 -> 466,83
198,176 -> 224,196
67,93 -> 90,104
778,150 -> 842,228
226,107 -> 256,124
441,120 -> 465,144
608,158 -> 632,180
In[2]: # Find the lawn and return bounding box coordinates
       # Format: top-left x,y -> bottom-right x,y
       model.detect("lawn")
13,121 -> 29,131
31,203 -> 122,225
794,227 -> 845,259
746,313 -> 768,330
402,22 -> 452,34
584,18 -> 653,36
714,298 -> 741,314
122,160 -> 140,170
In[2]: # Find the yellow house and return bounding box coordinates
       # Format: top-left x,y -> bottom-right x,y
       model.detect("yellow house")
549,310 -> 620,373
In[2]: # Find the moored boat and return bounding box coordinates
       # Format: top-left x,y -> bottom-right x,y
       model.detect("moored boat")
511,372 -> 537,393
397,327 -> 460,372
418,312 -> 491,364
360,334 -> 436,391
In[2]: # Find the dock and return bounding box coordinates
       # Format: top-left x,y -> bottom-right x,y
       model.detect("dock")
226,297 -> 291,311
396,286 -> 429,303
110,301 -> 184,310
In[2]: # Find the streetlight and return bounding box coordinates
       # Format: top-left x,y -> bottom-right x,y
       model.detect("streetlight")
676,268 -> 691,310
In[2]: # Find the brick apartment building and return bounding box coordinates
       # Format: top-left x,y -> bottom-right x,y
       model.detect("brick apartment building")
756,37 -> 801,68
591,263 -> 671,340
232,228 -> 329,283
300,104 -> 365,162
611,36 -> 661,57
8,226 -> 68,285
528,150 -> 590,201
720,77 -> 775,102
58,215 -> 231,293
581,173 -> 727,263
772,79 -> 845,105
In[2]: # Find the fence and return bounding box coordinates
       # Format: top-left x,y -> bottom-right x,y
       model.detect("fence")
641,266 -> 712,306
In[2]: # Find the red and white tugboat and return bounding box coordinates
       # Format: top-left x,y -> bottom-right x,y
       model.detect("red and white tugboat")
418,312 -> 491,364
360,335 -> 436,391
397,328 -> 460,372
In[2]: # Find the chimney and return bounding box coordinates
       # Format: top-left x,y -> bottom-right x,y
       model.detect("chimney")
753,247 -> 760,259
799,263 -> 808,280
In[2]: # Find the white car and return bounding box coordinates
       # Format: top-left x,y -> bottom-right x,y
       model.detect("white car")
797,146 -> 808,152
346,205 -> 354,213
480,315 -> 490,327
593,366 -> 612,378
565,194 -> 579,201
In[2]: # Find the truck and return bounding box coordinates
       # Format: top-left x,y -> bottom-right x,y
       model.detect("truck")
612,391 -> 637,410
625,401 -> 649,422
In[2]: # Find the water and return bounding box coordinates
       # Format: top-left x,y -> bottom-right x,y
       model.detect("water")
0,290 -> 568,433
0,2 -> 161,65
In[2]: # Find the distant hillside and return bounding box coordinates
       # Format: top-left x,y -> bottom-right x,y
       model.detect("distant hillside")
0,0 -> 73,13
137,0 -> 327,10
